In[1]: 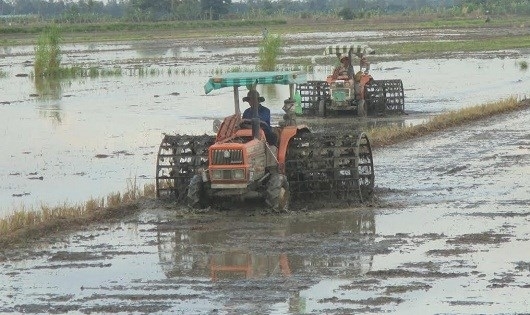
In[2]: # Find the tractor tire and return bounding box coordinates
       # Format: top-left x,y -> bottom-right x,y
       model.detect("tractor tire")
187,174 -> 209,209
155,134 -> 215,201
285,131 -> 374,205
265,173 -> 290,212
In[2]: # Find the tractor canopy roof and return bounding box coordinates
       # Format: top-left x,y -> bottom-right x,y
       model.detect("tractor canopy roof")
324,43 -> 375,57
204,71 -> 307,94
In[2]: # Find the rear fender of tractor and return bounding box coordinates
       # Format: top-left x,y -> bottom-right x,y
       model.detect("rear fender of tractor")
277,125 -> 310,173
359,74 -> 373,100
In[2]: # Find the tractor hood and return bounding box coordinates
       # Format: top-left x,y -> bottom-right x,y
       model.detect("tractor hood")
204,71 -> 307,94
324,43 -> 375,57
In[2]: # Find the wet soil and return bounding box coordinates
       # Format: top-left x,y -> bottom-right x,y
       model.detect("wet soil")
1,25 -> 530,314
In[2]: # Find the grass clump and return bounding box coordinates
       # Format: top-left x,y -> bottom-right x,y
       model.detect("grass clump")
0,182 -> 155,249
519,60 -> 528,70
368,97 -> 529,148
258,33 -> 282,71
34,25 -> 62,78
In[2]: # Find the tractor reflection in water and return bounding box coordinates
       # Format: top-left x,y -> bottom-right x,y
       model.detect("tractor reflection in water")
156,209 -> 376,283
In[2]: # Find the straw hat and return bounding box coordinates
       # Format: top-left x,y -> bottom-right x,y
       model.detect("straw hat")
243,90 -> 265,103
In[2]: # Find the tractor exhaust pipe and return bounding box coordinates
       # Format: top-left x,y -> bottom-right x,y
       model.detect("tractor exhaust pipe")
252,118 -> 260,140
251,88 -> 260,140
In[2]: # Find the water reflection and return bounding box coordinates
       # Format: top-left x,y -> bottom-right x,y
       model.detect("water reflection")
37,101 -> 63,124
33,77 -> 65,123
130,42 -> 211,59
157,210 -> 376,282
34,77 -> 62,100
260,84 -> 280,103
131,42 -> 172,58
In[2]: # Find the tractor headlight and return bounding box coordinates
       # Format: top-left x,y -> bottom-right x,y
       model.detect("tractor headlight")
232,169 -> 245,180
212,170 -> 223,180
211,169 -> 245,180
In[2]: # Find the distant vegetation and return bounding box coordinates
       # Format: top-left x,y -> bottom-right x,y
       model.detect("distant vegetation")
0,0 -> 528,26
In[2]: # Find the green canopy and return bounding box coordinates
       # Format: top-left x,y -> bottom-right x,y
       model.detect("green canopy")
204,71 -> 307,94
324,43 -> 375,57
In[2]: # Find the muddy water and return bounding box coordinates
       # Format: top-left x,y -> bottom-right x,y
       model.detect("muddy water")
1,105 -> 530,313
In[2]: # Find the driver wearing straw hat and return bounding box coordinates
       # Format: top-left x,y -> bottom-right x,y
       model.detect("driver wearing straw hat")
242,90 -> 278,146
331,53 -> 353,81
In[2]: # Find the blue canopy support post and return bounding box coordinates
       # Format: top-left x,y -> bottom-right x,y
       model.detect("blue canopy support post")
250,86 -> 260,140
233,86 -> 241,116
289,83 -> 294,99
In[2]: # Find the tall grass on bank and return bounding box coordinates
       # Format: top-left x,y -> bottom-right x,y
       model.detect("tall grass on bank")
368,97 -> 529,148
34,25 -> 62,77
0,181 -> 155,248
258,33 -> 282,71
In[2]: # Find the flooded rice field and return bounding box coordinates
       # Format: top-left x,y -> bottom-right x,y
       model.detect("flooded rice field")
1,27 -> 530,314
1,29 -> 529,214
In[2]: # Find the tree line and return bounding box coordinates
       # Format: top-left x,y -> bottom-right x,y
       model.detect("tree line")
0,0 -> 528,23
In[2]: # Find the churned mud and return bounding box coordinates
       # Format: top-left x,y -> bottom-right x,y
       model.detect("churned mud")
1,25 -> 530,314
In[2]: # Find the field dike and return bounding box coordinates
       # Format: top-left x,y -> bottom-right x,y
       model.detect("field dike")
0,97 -> 528,250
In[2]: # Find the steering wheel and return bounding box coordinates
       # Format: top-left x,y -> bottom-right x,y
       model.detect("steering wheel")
239,118 -> 269,130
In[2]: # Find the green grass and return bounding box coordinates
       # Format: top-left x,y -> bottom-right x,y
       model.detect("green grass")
0,19 -> 287,38
377,35 -> 530,58
1,15 -> 527,46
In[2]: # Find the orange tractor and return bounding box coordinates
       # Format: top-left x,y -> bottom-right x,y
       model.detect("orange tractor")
297,44 -> 405,117
155,71 -> 374,211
